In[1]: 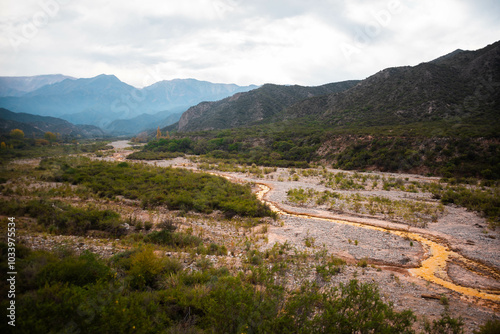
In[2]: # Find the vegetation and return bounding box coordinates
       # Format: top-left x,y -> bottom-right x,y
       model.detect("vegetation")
287,187 -> 445,227
474,319 -> 500,334
0,199 -> 127,236
0,240 -> 465,334
145,221 -> 203,249
127,150 -> 184,160
44,157 -> 274,218
432,184 -> 500,226
0,141 -> 484,333
142,119 -> 500,180
0,132 -> 112,163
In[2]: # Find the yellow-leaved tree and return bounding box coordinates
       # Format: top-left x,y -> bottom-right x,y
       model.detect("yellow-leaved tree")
44,131 -> 57,142
10,129 -> 24,140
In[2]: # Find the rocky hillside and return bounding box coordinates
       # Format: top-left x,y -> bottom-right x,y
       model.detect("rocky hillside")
174,41 -> 499,134
282,41 -> 500,128
177,81 -> 359,132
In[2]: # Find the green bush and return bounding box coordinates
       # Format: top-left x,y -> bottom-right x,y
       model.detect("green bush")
36,251 -> 111,287
474,319 -> 500,334
424,312 -> 464,334
199,276 -> 281,333
49,158 -> 274,218
128,246 -> 167,290
435,185 -> 500,225
0,199 -> 126,236
272,279 -> 416,333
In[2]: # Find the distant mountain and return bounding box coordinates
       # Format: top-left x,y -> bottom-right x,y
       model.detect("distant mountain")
142,79 -> 258,111
0,74 -> 74,97
0,108 -> 105,138
0,75 -> 136,128
105,110 -> 183,135
0,76 -> 258,132
177,81 -> 359,132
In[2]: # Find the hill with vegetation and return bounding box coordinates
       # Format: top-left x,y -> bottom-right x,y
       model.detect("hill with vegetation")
176,81 -> 359,132
281,41 -> 499,132
174,41 -> 499,136
0,108 -> 105,138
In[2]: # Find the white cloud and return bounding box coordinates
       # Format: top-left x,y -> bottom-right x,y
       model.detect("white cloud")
0,0 -> 499,87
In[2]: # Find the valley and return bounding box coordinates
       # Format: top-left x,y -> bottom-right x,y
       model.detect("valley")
3,140 -> 495,332
1,40 -> 499,333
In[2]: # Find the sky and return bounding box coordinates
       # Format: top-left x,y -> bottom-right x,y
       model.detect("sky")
0,0 -> 499,88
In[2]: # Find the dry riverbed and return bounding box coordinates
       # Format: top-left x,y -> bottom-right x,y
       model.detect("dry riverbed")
7,141 -> 499,333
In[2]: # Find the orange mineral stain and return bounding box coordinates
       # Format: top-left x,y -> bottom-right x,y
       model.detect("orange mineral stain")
256,183 -> 500,302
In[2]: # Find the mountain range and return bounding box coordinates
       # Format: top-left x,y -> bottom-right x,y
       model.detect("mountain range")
0,74 -> 74,97
173,41 -> 500,134
1,41 -> 498,139
0,76 -> 258,134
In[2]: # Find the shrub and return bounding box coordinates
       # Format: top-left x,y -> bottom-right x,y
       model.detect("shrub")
128,246 -> 166,290
357,258 -> 368,268
199,276 -> 281,333
424,312 -> 464,334
36,251 -> 111,287
474,319 -> 500,334
51,158 -> 274,218
272,280 -> 416,333
0,199 -> 126,236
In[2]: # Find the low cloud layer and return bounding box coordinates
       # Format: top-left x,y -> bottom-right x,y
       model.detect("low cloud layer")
1,0 -> 499,87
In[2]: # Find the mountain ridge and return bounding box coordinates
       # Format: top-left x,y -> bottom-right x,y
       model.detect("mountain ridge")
177,81 -> 359,132
0,76 -> 258,132
283,40 -> 500,128
0,108 -> 105,138
0,74 -> 74,97
172,40 -> 500,133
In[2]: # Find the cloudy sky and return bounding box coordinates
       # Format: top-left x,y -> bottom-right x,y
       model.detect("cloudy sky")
1,0 -> 499,87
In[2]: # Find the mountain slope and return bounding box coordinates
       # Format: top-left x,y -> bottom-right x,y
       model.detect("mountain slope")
0,74 -> 74,97
142,79 -> 257,111
105,110 -> 183,135
0,108 -> 104,138
282,41 -> 500,129
173,41 -> 499,135
0,75 -> 137,128
177,80 -> 359,132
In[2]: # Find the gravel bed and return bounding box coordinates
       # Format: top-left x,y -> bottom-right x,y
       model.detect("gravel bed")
270,215 -> 423,266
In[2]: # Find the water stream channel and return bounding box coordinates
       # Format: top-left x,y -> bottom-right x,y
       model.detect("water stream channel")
256,184 -> 500,303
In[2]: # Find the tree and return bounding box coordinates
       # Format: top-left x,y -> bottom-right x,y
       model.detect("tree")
156,126 -> 162,139
0,142 -> 6,149
44,132 -> 57,142
10,129 -> 24,140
